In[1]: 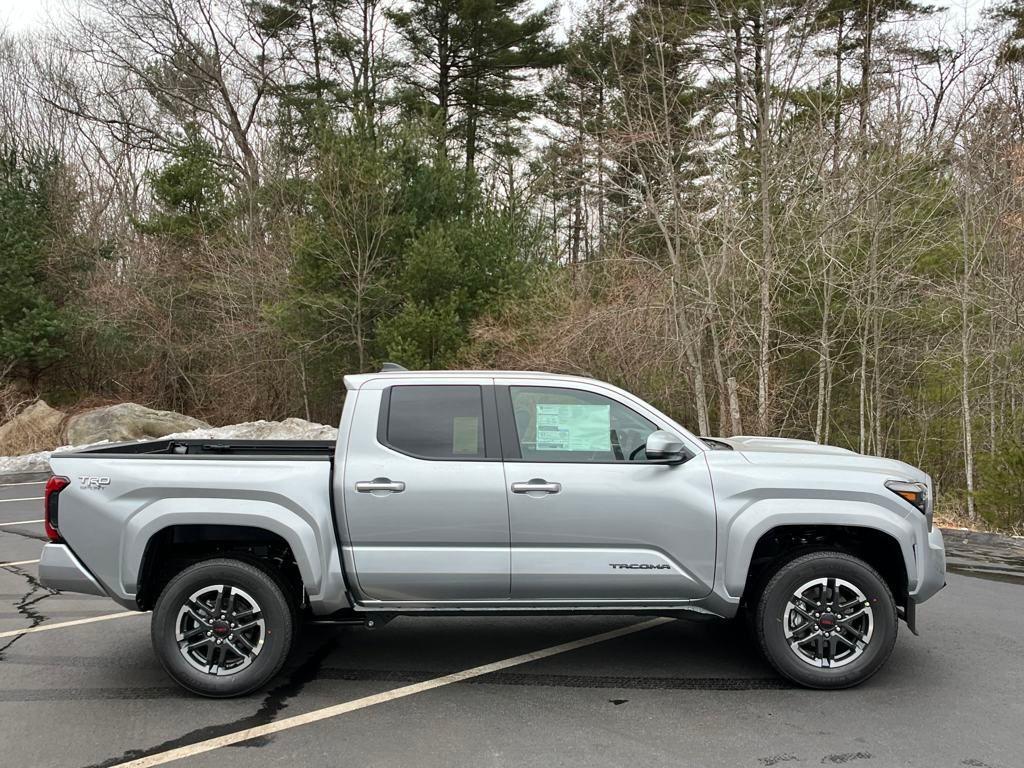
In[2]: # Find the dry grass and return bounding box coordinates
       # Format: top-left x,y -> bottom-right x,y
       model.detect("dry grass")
934,499 -> 1024,538
0,388 -> 68,456
0,383 -> 31,426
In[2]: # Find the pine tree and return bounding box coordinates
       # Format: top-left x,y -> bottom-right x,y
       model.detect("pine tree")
138,125 -> 229,240
252,0 -> 392,149
992,0 -> 1024,62
0,149 -> 71,387
813,0 -> 935,140
389,0 -> 561,172
543,0 -> 625,262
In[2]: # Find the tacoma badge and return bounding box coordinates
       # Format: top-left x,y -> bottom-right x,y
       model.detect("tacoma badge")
609,563 -> 671,570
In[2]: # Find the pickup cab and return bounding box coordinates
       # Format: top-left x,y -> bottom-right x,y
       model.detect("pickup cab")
39,368 -> 946,696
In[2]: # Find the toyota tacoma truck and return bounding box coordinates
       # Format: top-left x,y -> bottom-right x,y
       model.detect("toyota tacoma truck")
38,367 -> 946,696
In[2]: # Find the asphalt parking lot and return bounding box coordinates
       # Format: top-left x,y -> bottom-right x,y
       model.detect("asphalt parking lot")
2,475 -> 1022,768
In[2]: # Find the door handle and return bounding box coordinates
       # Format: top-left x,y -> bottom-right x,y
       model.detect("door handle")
355,478 -> 406,493
511,479 -> 561,494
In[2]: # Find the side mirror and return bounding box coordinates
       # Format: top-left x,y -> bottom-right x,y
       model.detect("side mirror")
645,430 -> 687,462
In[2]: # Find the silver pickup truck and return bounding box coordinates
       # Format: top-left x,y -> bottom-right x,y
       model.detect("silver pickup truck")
39,368 -> 946,696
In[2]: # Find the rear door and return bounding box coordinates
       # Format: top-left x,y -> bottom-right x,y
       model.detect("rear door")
341,378 -> 510,602
498,380 -> 716,601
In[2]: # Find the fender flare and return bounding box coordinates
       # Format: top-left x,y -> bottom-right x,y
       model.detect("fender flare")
122,496 -> 325,599
721,497 -> 917,598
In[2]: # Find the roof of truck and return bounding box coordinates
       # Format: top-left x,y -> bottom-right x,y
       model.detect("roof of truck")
344,369 -> 603,389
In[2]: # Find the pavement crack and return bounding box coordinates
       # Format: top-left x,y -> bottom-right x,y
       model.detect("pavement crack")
760,756 -> 800,767
821,753 -> 872,764
0,564 -> 57,658
85,632 -> 340,767
0,527 -> 47,542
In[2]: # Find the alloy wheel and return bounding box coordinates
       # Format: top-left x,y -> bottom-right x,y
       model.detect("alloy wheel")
174,584 -> 266,676
783,577 -> 874,668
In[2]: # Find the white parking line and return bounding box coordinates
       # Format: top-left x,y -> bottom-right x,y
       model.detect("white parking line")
0,611 -> 144,639
113,617 -> 673,768
0,480 -> 46,488
0,559 -> 39,567
0,497 -> 43,504
0,519 -> 44,526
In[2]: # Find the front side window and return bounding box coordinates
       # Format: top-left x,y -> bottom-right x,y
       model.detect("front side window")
385,385 -> 485,459
509,386 -> 658,462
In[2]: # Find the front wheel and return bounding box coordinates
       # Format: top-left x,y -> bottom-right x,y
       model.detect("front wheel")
755,551 -> 897,689
151,558 -> 294,697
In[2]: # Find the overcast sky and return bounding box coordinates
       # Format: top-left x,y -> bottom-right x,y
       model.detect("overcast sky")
0,0 -> 993,38
0,0 -> 53,32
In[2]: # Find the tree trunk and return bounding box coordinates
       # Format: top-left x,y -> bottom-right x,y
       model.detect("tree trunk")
597,82 -> 606,254
733,13 -> 745,150
727,377 -> 743,436
961,245 -> 976,519
753,11 -> 773,434
872,310 -> 883,454
671,276 -> 709,436
710,322 -> 730,435
858,317 -> 868,454
814,262 -> 832,444
436,17 -> 450,158
859,0 -> 873,139
687,344 -> 711,437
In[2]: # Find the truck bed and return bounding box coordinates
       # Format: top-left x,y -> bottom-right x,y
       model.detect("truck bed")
48,438 -> 343,613
56,438 -> 335,460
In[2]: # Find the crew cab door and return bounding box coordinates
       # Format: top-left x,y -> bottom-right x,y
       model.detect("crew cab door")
341,378 -> 509,602
498,381 -> 716,601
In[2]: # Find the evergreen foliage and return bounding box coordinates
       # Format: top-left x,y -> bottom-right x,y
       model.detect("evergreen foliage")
0,149 -> 71,384
389,0 -> 561,169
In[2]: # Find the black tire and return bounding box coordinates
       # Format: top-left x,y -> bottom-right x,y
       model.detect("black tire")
151,558 -> 294,697
755,551 -> 897,689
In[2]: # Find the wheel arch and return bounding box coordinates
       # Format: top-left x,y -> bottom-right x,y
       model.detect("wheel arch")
724,503 -> 915,607
739,525 -> 909,615
125,499 -> 327,610
136,523 -> 312,611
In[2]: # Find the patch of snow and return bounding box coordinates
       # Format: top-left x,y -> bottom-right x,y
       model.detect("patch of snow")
161,417 -> 337,442
0,449 -> 58,475
0,418 -> 337,476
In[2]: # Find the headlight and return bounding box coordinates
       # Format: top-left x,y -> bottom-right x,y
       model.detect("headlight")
885,479 -> 929,515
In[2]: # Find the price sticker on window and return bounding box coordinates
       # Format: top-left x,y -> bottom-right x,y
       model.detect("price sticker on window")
535,404 -> 611,451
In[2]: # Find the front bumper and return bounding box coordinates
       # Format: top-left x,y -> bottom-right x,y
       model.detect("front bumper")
38,543 -> 108,597
910,526 -> 946,604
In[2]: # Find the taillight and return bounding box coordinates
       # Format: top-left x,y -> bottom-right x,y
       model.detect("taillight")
44,476 -> 70,542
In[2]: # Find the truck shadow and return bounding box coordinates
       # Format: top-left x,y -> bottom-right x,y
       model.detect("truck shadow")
302,614 -> 789,691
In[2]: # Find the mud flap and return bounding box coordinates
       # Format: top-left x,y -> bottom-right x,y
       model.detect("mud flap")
901,598 -> 918,636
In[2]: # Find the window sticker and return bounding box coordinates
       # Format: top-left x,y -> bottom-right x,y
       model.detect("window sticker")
451,416 -> 480,455
535,404 -> 611,451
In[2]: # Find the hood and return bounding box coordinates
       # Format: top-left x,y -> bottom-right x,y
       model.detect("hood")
703,436 -> 856,456
702,435 -> 928,483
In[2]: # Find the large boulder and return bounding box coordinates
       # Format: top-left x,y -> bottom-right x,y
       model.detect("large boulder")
66,403 -> 210,445
0,400 -> 67,456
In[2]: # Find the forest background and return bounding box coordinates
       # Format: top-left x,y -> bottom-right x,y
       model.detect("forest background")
2,0 -> 1024,528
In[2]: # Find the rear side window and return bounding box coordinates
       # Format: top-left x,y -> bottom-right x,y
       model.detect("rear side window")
384,385 -> 486,459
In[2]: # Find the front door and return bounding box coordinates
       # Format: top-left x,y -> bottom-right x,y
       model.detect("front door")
342,380 -> 510,602
499,382 -> 717,601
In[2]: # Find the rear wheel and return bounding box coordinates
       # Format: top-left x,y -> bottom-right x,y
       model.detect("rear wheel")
755,551 -> 897,689
151,558 -> 294,697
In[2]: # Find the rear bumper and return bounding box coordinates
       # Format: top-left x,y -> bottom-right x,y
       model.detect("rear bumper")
910,526 -> 946,605
38,544 -> 108,598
